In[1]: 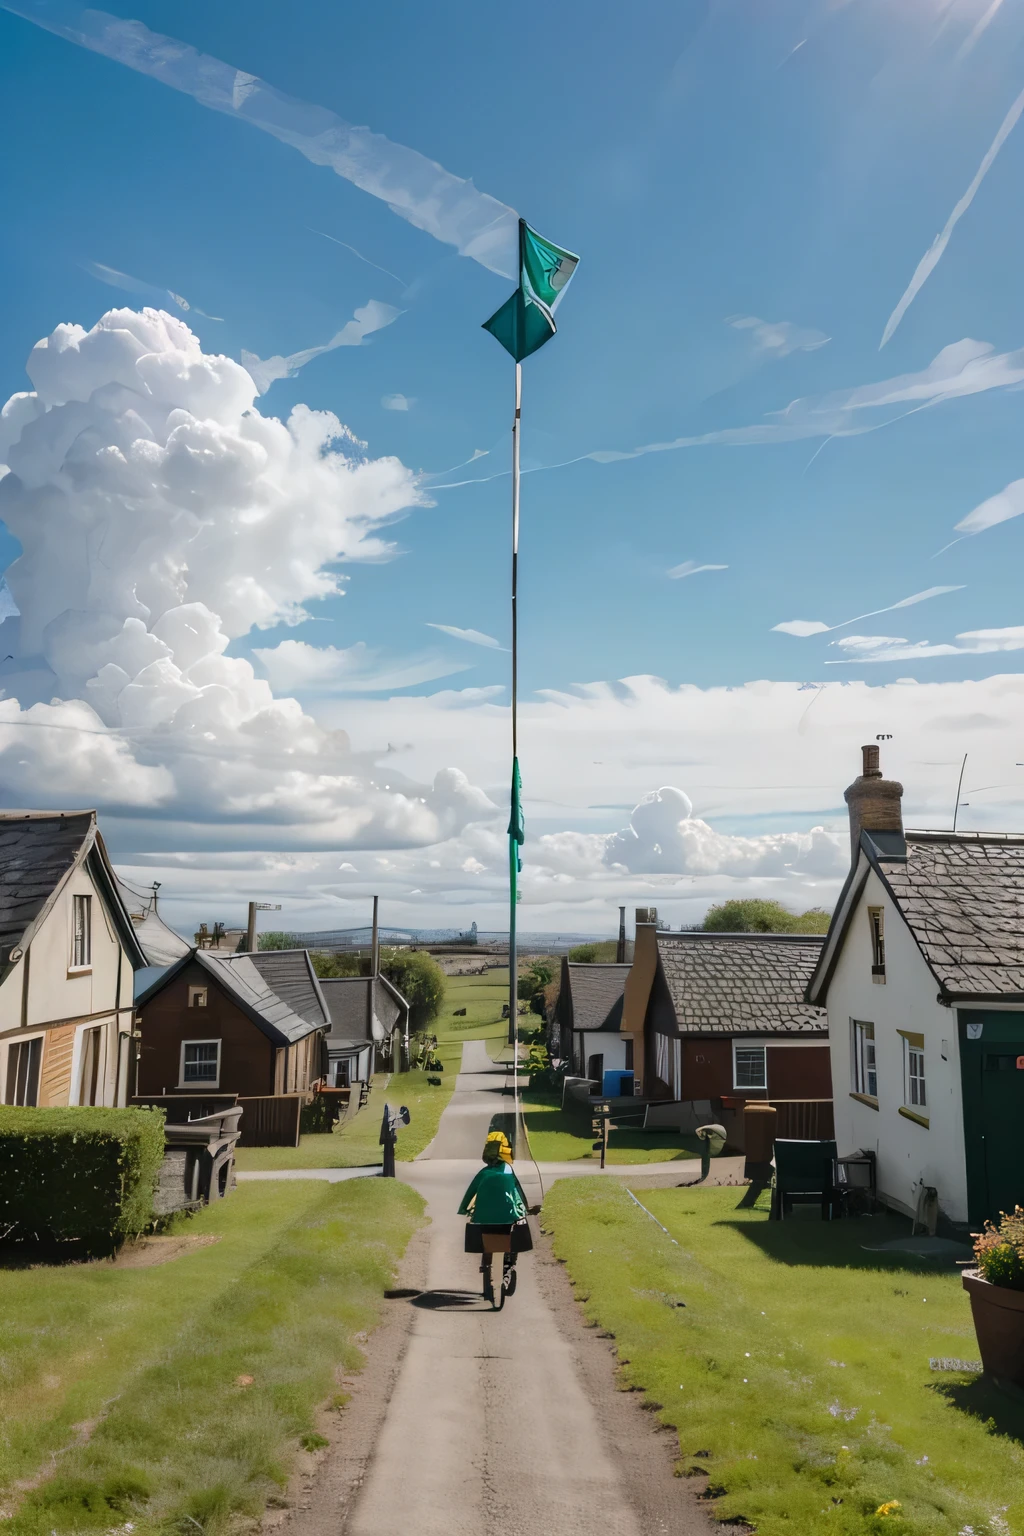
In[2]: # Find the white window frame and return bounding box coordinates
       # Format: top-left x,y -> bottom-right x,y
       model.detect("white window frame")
654,1032 -> 669,1087
179,1038 -> 221,1089
77,1024 -> 105,1107
188,986 -> 209,1009
70,893 -> 92,972
868,906 -> 886,983
4,1035 -> 43,1106
903,1037 -> 926,1110
851,1019 -> 877,1099
732,1041 -> 767,1091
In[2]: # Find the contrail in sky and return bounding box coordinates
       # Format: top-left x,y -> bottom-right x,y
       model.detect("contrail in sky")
0,0 -> 518,277
880,83 -> 1024,348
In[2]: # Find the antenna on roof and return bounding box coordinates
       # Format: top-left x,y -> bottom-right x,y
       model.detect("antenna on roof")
952,752 -> 968,833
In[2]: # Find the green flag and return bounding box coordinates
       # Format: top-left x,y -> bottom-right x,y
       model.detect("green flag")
484,219 -> 580,362
508,756 -> 524,872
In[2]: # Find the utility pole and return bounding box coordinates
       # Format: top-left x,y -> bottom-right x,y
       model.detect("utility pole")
246,900 -> 281,952
616,905 -> 626,964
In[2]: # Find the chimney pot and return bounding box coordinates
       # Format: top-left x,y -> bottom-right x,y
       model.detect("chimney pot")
844,745 -> 903,865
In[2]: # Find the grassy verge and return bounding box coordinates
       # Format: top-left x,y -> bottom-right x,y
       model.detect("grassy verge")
522,1090 -> 702,1164
2,1179 -> 423,1536
436,967 -> 510,1042
544,1180 -> 1024,1535
235,1066 -> 457,1170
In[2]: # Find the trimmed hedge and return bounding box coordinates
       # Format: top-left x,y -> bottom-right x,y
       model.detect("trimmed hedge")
0,1106 -> 166,1252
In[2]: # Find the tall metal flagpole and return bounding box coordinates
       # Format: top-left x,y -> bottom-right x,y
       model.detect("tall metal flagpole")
508,361 -> 521,1053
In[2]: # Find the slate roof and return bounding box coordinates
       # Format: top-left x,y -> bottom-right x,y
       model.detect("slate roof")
136,948 -> 326,1046
877,831 -> 1024,1000
0,810 -> 145,971
0,811 -> 96,965
319,976 -> 407,1049
656,933 -> 827,1034
562,963 -> 630,1033
247,950 -> 330,1029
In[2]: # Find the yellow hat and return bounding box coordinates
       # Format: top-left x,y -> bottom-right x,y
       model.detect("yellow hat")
483,1130 -> 513,1164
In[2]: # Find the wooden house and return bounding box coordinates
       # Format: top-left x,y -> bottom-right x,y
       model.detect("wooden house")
319,975 -> 409,1086
808,744 -> 1024,1229
622,915 -> 832,1140
135,947 -> 329,1102
0,810 -> 146,1107
554,960 -> 632,1087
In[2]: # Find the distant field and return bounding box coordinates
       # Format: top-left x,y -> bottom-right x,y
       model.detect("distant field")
435,966 -> 510,1044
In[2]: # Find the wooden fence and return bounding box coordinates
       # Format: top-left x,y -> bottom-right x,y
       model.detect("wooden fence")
771,1099 -> 835,1140
237,1094 -> 306,1147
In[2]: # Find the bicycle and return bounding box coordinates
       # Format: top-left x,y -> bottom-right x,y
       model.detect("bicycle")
481,1244 -> 518,1310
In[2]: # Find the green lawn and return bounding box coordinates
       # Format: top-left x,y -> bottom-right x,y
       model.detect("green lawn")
436,966 -> 510,1042
522,1090 -> 703,1164
544,1180 -> 1024,1535
1,1179 -> 423,1536
234,1066 -> 457,1170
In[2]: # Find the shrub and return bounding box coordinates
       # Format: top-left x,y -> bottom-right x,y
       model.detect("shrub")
567,943 -> 599,962
257,931 -> 291,950
0,1106 -> 165,1253
973,1206 -> 1024,1289
299,1095 -> 340,1135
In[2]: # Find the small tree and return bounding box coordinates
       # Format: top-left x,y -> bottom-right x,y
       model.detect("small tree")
567,943 -> 599,963
517,958 -> 554,1001
702,899 -> 831,934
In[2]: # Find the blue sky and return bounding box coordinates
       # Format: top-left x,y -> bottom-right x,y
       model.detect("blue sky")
2,0 -> 1024,932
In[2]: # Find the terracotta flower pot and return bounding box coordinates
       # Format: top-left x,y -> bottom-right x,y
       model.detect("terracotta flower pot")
962,1268 -> 1024,1386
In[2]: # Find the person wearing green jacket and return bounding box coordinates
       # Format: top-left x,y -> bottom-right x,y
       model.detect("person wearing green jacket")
459,1131 -> 532,1305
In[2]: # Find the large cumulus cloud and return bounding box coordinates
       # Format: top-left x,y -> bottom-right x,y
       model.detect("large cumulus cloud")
0,307 -> 492,845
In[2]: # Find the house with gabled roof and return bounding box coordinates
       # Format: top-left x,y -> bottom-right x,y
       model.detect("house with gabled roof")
807,744 -> 1024,1229
0,810 -> 146,1108
621,918 -> 831,1139
319,974 -> 409,1086
135,947 -> 328,1101
554,960 -> 632,1086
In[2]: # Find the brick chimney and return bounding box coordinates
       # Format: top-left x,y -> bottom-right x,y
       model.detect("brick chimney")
844,744 -> 903,863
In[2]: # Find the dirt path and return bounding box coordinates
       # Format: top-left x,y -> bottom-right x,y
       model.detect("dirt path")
286,1040 -> 714,1536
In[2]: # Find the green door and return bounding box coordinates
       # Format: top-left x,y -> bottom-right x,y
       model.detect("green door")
959,1011 -> 1024,1226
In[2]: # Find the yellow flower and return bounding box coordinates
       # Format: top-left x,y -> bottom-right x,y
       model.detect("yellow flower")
875,1501 -> 902,1518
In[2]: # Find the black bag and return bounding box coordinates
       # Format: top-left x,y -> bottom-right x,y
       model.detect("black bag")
465,1219 -> 533,1254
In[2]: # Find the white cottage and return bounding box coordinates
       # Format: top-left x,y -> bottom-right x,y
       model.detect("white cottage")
807,746 -> 1024,1231
0,811 -> 146,1107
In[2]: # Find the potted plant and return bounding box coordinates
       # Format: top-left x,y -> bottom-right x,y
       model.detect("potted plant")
962,1205 -> 1024,1386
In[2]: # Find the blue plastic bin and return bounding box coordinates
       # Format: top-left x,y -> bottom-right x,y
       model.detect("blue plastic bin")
602,1069 -> 635,1098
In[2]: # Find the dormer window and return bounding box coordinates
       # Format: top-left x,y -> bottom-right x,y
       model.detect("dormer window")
868,907 -> 885,983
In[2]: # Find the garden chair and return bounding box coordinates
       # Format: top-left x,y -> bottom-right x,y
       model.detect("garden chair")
770,1138 -> 839,1221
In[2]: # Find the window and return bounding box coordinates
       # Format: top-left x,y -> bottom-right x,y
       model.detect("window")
852,1020 -> 877,1099
654,1032 -> 669,1087
79,1026 -> 103,1106
72,894 -> 92,969
733,1044 -> 767,1090
181,1040 -> 220,1086
188,986 -> 208,1009
5,1038 -> 41,1106
868,907 -> 885,982
903,1037 -> 926,1109
333,1058 -> 351,1088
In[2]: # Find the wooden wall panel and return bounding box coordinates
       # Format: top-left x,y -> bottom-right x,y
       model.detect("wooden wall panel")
40,1023 -> 78,1107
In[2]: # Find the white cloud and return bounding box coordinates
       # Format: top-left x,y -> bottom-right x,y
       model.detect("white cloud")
436,339 -> 1024,490
773,585 -> 963,638
382,393 -> 413,411
86,261 -> 223,321
1,0 -> 519,277
308,228 -> 406,288
880,84 -> 1024,347
425,623 -> 506,649
253,639 -> 473,693
727,315 -> 830,357
241,300 -> 400,394
957,0 -> 1007,58
827,626 -> 1024,664
953,477 -> 1024,538
0,306 -> 494,850
667,561 -> 728,580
